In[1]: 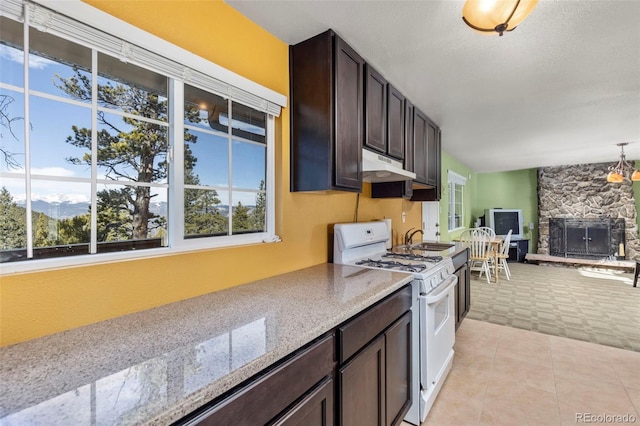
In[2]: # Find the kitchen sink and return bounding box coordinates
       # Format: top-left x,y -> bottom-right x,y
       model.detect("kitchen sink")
410,242 -> 455,251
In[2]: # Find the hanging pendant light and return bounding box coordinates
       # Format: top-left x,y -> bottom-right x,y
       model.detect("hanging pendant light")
462,0 -> 539,36
606,143 -> 640,183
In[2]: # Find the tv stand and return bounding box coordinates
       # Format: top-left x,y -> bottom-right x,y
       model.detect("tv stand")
507,239 -> 529,262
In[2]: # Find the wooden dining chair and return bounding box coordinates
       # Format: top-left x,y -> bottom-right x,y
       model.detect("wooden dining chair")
461,228 -> 493,283
477,226 -> 496,238
494,229 -> 512,280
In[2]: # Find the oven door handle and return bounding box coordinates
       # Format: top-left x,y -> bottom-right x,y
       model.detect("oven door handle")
423,275 -> 457,304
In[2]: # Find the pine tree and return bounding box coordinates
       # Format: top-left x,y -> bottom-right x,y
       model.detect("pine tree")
251,179 -> 266,231
0,187 -> 27,249
34,212 -> 53,247
232,201 -> 251,232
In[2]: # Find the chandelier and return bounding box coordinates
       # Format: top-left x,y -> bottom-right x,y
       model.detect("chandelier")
607,143 -> 640,183
462,0 -> 539,36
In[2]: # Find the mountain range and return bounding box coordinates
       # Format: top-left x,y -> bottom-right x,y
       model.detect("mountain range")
16,200 -> 242,219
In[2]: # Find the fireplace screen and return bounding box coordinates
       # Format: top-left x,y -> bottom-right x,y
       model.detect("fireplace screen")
549,218 -> 626,259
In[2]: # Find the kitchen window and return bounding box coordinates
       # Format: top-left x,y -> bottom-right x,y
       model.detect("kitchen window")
447,170 -> 466,231
0,0 -> 285,273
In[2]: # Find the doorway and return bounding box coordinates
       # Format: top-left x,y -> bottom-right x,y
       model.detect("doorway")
422,202 -> 440,241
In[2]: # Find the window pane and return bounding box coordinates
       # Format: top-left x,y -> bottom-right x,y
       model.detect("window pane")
184,188 -> 228,238
184,84 -> 227,133
232,139 -> 265,190
98,53 -> 168,122
0,17 -> 25,88
30,95 -> 92,178
230,101 -> 265,144
31,180 -> 91,260
185,130 -> 228,187
0,88 -> 26,171
96,183 -> 167,251
0,179 -> 27,262
232,191 -> 265,234
29,28 -> 92,101
97,112 -> 168,184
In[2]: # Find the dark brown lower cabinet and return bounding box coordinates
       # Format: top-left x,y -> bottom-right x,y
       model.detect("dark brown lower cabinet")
452,249 -> 471,330
339,335 -> 386,426
272,376 -> 334,426
177,286 -> 413,426
176,333 -> 335,426
385,312 -> 412,426
338,287 -> 412,426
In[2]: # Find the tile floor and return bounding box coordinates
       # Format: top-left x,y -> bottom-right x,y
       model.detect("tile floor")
402,319 -> 640,426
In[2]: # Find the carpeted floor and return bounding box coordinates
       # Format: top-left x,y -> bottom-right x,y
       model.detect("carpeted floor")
467,262 -> 640,352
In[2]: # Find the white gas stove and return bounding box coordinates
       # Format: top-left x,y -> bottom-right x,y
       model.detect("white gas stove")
333,221 -> 457,425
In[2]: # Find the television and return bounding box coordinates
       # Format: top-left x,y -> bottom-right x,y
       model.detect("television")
484,209 -> 524,240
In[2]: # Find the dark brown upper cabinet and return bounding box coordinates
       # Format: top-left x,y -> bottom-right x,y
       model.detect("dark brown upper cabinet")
387,84 -> 406,161
364,64 -> 388,156
410,118 -> 441,202
290,30 -> 363,193
426,118 -> 439,187
413,107 -> 428,185
402,98 -> 414,198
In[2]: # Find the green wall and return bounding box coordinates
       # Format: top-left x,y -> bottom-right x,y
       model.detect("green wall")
474,169 -> 539,252
438,151 -> 476,242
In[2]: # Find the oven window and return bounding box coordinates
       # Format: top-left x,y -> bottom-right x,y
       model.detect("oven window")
433,295 -> 450,332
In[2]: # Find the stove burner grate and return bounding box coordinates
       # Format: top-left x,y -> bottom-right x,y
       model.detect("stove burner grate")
355,259 -> 427,273
383,252 -> 443,263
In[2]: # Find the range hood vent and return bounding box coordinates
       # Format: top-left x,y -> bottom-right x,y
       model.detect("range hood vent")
362,149 -> 416,183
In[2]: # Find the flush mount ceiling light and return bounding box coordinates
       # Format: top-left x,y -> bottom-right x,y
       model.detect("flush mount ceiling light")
607,143 -> 640,183
462,0 -> 539,36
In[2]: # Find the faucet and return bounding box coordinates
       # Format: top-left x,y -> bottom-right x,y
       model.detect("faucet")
404,228 -> 424,245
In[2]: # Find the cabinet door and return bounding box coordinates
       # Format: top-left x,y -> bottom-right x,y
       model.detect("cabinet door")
387,84 -> 405,160
385,312 -> 412,426
339,335 -> 386,426
403,99 -> 414,198
463,264 -> 471,317
273,376 -> 334,426
426,119 -> 439,187
365,64 -> 387,154
413,108 -> 428,184
454,264 -> 470,330
334,35 -> 364,191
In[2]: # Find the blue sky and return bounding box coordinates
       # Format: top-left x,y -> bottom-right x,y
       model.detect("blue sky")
0,44 -> 265,207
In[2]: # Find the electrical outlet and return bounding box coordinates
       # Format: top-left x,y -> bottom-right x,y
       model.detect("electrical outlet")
401,211 -> 406,223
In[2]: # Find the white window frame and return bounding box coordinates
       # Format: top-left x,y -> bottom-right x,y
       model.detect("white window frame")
447,170 -> 466,232
0,0 -> 285,275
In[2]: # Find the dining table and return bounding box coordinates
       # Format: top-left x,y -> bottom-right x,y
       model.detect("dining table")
454,234 -> 504,283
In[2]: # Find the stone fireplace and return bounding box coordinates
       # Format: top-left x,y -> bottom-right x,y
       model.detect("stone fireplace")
537,162 -> 639,260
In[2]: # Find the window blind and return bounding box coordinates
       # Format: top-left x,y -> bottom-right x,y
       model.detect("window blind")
0,0 -> 285,117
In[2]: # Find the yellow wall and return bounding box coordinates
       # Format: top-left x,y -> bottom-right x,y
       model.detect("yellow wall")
0,0 -> 422,347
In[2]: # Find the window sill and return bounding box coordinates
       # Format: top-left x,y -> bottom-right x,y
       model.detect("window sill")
0,235 -> 282,276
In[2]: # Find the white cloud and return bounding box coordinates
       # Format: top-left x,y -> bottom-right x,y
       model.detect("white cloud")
31,167 -> 77,177
0,45 -> 57,69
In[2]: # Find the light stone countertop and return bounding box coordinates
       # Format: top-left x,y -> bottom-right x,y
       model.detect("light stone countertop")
0,263 -> 413,425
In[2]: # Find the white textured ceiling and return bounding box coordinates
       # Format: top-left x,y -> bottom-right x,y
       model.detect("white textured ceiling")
226,0 -> 640,173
